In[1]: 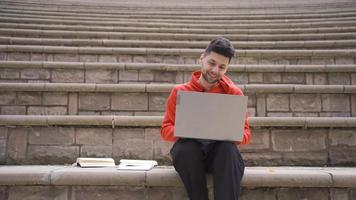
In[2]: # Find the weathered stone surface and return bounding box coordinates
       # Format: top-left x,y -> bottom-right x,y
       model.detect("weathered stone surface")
272,129 -> 326,152
256,94 -> 266,117
266,94 -> 289,111
31,53 -> 44,61
27,106 -> 67,115
240,188 -> 276,200
330,188 -> 350,200
114,128 -> 145,139
68,93 -> 78,115
322,94 -> 350,112
277,188 -> 329,200
119,70 -> 138,81
17,92 -> 42,105
328,73 -> 350,85
351,95 -> 356,117
79,55 -> 97,62
8,186 -> 68,200
249,73 -> 263,83
335,57 -> 354,64
21,69 -> 50,80
0,187 -> 5,200
290,94 -> 321,112
118,55 -> 132,63
43,92 -> 68,105
138,70 -> 154,81
79,93 -> 110,111
154,71 -> 176,83
146,187 -> 188,200
242,152 -> 283,166
281,152 -> 328,166
1,106 -> 26,115
113,139 -> 153,160
154,141 -> 173,164
306,74 -> 313,85
7,127 -> 27,163
133,56 -> 146,63
267,112 -> 293,117
111,93 -> 147,111
80,145 -> 112,157
76,128 -> 112,145
313,73 -> 328,85
293,112 -> 318,117
72,186 -> 144,200
99,55 -> 117,62
0,139 -> 6,162
52,69 -> 84,83
1,69 -> 20,79
264,73 -> 281,83
329,129 -> 356,147
352,74 -> 356,85
329,148 -> 356,165
163,56 -> 184,64
28,145 -> 79,164
85,69 -> 117,83
0,127 -> 7,139
54,54 -> 78,62
227,72 -> 248,84
28,127 -> 75,145
147,55 -> 162,63
148,93 -> 169,111
7,52 -> 30,61
311,57 -> 334,65
241,129 -> 270,152
282,73 -> 305,84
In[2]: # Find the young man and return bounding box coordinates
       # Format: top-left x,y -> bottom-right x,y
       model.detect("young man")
161,37 -> 251,200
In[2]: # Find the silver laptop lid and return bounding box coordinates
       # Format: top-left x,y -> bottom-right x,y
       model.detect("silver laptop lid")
175,90 -> 248,142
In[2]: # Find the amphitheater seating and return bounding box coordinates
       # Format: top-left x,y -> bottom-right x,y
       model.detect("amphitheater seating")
0,0 -> 355,199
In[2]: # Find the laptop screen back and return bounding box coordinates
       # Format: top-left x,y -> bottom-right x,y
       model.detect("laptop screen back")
175,91 -> 248,142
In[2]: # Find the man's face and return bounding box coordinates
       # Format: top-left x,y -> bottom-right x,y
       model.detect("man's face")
200,51 -> 229,84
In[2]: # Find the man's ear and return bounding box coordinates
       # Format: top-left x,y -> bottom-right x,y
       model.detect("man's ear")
199,53 -> 205,63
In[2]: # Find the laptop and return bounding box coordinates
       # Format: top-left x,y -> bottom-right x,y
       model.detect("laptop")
175,90 -> 248,142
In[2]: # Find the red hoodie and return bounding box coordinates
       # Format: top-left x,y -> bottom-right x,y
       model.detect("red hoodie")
161,70 -> 251,145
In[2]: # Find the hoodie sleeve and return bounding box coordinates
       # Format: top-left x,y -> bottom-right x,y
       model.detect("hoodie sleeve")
161,87 -> 178,142
232,87 -> 252,146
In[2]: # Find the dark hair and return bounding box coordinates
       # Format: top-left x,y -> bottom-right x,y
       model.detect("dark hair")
204,37 -> 235,62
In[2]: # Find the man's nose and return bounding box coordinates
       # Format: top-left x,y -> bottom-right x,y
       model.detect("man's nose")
211,65 -> 219,74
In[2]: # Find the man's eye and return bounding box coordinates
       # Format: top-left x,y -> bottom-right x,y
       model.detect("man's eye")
208,62 -> 215,66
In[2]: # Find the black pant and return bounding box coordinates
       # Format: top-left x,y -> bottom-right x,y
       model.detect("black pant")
170,139 -> 245,200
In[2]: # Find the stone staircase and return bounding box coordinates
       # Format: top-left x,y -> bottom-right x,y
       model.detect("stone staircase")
0,0 -> 356,199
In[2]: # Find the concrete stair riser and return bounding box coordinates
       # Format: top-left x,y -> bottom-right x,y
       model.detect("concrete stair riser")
2,23 -> 356,35
2,17 -> 356,29
1,46 -> 356,65
3,10 -> 356,24
0,166 -> 355,200
0,116 -> 355,165
2,28 -> 356,41
2,37 -> 356,49
1,62 -> 356,85
2,6 -> 356,20
0,83 -> 355,117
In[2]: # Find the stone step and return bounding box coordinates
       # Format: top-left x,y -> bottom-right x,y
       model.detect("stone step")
0,115 -> 355,165
0,83 -> 355,117
1,61 -> 355,85
1,45 -> 356,65
3,28 -> 356,41
0,165 -> 355,200
2,6 -> 356,21
2,10 -> 356,24
2,22 -> 356,35
1,16 -> 356,29
2,0 -> 356,12
2,37 -> 356,49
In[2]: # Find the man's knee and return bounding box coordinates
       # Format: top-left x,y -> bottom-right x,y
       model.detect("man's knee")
170,139 -> 203,161
214,141 -> 238,155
